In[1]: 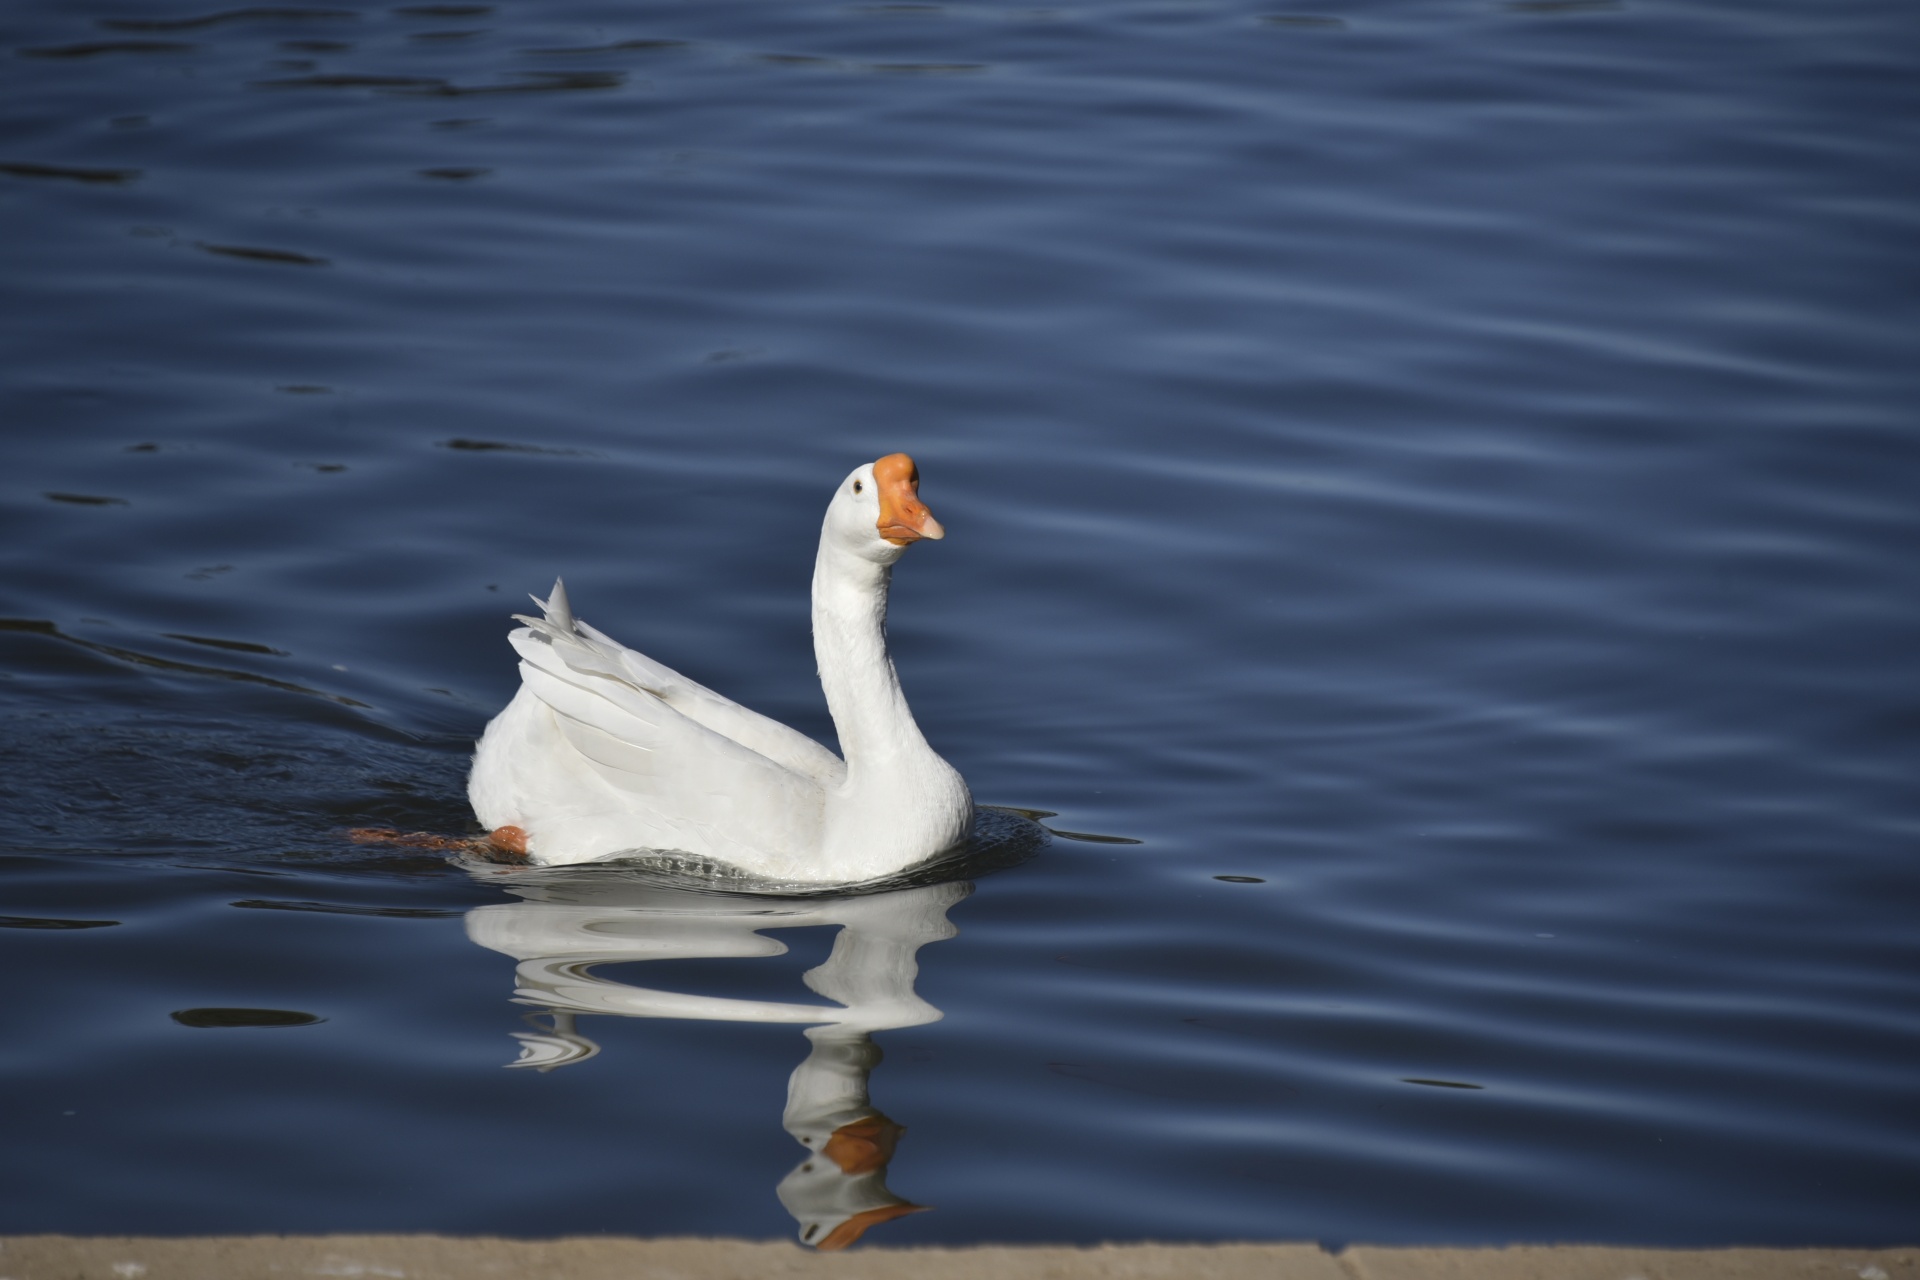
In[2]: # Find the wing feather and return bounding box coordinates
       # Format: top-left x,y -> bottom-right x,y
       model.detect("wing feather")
516,580 -> 844,787
512,635 -> 823,866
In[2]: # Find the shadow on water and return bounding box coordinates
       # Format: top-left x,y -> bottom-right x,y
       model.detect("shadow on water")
459,806 -> 1048,899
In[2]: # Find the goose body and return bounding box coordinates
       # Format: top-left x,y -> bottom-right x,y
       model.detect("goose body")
467,454 -> 972,883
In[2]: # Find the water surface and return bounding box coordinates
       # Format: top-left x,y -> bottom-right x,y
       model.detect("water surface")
2,0 -> 1917,1249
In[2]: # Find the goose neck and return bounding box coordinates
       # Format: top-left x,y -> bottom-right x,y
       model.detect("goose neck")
811,544 -> 924,770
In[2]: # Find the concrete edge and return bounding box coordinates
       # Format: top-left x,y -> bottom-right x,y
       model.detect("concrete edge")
0,1236 -> 1913,1280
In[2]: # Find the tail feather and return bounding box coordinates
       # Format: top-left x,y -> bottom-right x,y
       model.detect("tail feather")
513,580 -> 671,699
527,578 -> 577,635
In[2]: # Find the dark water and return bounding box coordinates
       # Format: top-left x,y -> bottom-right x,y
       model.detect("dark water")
3,0 -> 1917,1249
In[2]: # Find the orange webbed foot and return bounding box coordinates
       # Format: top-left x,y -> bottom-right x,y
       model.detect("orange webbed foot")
486,825 -> 530,862
343,826 -> 528,862
345,827 -> 469,851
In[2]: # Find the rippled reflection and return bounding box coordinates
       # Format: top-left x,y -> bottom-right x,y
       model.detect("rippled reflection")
464,873 -> 966,1249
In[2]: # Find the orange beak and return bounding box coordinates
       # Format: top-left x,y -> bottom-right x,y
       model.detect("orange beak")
873,453 -> 945,546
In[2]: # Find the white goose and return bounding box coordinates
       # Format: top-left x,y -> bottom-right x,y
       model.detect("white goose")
467,453 -> 972,883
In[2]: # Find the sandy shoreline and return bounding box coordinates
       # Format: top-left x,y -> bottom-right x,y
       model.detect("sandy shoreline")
2,1236 -> 1912,1280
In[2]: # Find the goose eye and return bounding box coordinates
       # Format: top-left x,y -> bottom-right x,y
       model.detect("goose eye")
852,480 -> 863,494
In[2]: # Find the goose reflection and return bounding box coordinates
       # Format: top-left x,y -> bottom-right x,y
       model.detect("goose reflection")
463,872 -> 967,1249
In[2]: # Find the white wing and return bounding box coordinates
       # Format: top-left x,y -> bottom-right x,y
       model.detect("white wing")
508,584 -> 831,866
528,581 -> 844,788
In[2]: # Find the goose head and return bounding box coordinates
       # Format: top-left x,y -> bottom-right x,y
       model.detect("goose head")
823,453 -> 945,565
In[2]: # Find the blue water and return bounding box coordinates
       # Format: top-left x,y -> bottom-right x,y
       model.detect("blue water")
3,0 -> 1918,1249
